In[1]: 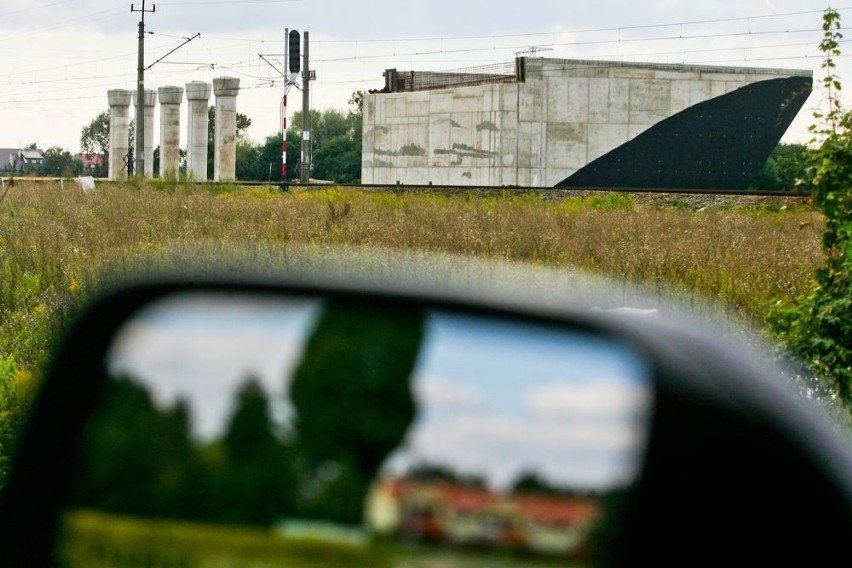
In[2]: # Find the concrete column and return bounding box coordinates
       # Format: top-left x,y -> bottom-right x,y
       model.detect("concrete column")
185,81 -> 211,181
213,77 -> 240,181
133,89 -> 157,178
107,89 -> 132,180
158,86 -> 184,177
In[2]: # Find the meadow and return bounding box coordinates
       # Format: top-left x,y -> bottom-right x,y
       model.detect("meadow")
58,510 -> 576,567
0,180 -> 823,372
0,180 -> 826,478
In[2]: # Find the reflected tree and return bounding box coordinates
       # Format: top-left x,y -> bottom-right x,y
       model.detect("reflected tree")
289,301 -> 425,524
214,377 -> 296,526
71,377 -> 199,519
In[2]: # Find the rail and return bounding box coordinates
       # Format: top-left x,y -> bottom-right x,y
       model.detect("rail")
0,176 -> 812,198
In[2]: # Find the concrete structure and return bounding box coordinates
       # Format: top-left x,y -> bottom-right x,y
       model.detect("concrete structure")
158,86 -> 184,177
362,58 -> 812,188
212,77 -> 240,182
107,89 -> 133,180
133,89 -> 157,178
185,81 -> 212,181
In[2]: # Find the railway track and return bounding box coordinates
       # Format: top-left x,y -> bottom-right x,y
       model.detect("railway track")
316,183 -> 811,199
2,176 -> 812,200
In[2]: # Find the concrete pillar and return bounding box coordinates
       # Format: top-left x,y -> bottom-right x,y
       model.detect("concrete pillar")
158,86 -> 184,177
107,89 -> 132,180
185,81 -> 211,181
213,77 -> 240,182
133,89 -> 157,178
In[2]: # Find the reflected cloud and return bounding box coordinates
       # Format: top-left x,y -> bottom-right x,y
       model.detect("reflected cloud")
525,380 -> 651,420
414,374 -> 485,409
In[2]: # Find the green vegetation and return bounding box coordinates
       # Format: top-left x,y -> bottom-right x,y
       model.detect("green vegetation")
750,142 -> 810,192
0,180 -> 821,397
58,510 -> 576,568
0,356 -> 37,485
769,8 -> 852,422
59,510 -> 381,568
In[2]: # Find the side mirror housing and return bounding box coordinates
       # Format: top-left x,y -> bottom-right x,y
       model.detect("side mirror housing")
0,264 -> 850,566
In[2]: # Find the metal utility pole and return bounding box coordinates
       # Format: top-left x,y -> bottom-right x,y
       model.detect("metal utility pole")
301,31 -> 311,184
259,29 -> 310,187
132,2 -> 156,177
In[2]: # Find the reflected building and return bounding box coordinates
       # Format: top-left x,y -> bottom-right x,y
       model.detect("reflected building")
366,477 -> 599,557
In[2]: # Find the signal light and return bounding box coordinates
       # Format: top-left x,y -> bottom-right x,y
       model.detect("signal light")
288,30 -> 300,74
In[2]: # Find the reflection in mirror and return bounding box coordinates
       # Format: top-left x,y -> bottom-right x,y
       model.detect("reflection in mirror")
57,293 -> 652,567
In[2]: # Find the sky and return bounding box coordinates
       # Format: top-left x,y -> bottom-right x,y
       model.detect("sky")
1,1 -> 848,153
109,293 -> 652,491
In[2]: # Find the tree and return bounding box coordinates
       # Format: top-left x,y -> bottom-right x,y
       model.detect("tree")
215,378 -> 295,525
288,92 -> 364,183
770,8 -> 852,422
235,138 -> 261,181
289,301 -> 425,523
313,136 -> 361,183
69,376 -> 197,518
80,111 -> 110,176
750,143 -> 810,191
39,146 -> 78,177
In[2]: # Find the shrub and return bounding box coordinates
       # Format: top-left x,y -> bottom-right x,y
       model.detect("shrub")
0,356 -> 38,487
769,8 -> 852,421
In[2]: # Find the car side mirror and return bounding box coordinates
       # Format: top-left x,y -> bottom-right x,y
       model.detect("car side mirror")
0,270 -> 850,566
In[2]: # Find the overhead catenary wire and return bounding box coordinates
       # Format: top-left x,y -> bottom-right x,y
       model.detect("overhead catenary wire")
1,19 -> 847,89
2,4 -> 850,150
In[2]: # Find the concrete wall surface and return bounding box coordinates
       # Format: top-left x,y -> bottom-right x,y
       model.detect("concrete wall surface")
185,81 -> 212,181
213,77 -> 240,182
158,86 -> 184,177
362,58 -> 812,187
107,89 -> 132,180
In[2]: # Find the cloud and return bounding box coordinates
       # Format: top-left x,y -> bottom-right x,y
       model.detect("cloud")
414,374 -> 484,409
525,380 -> 651,420
397,383 -> 651,491
401,411 -> 647,490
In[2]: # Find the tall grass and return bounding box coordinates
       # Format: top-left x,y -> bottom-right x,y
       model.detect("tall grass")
0,181 -> 821,373
0,180 -> 826,486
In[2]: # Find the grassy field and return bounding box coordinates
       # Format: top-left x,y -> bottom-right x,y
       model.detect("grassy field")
57,510 -> 584,568
0,180 -> 823,373
0,178 -> 831,491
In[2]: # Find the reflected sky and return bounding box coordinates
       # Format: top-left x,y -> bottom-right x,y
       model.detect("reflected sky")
108,294 -> 322,439
108,293 -> 652,492
388,313 -> 651,491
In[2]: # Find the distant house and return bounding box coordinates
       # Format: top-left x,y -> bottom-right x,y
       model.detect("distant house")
75,153 -> 105,175
0,148 -> 45,172
366,477 -> 599,557
0,148 -> 18,172
18,149 -> 44,168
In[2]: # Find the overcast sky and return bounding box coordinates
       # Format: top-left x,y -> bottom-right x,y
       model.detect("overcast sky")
1,0 -> 847,152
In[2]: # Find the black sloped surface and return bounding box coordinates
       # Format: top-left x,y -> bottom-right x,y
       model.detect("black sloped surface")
558,76 -> 812,190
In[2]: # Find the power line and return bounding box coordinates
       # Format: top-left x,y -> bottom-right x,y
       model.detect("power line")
4,0 -> 75,19
159,0 -> 300,5
0,8 -> 848,106
312,26 -> 848,64
0,7 -> 127,44
197,7 -> 852,46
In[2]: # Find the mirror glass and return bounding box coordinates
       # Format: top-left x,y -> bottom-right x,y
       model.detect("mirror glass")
56,292 -> 652,566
